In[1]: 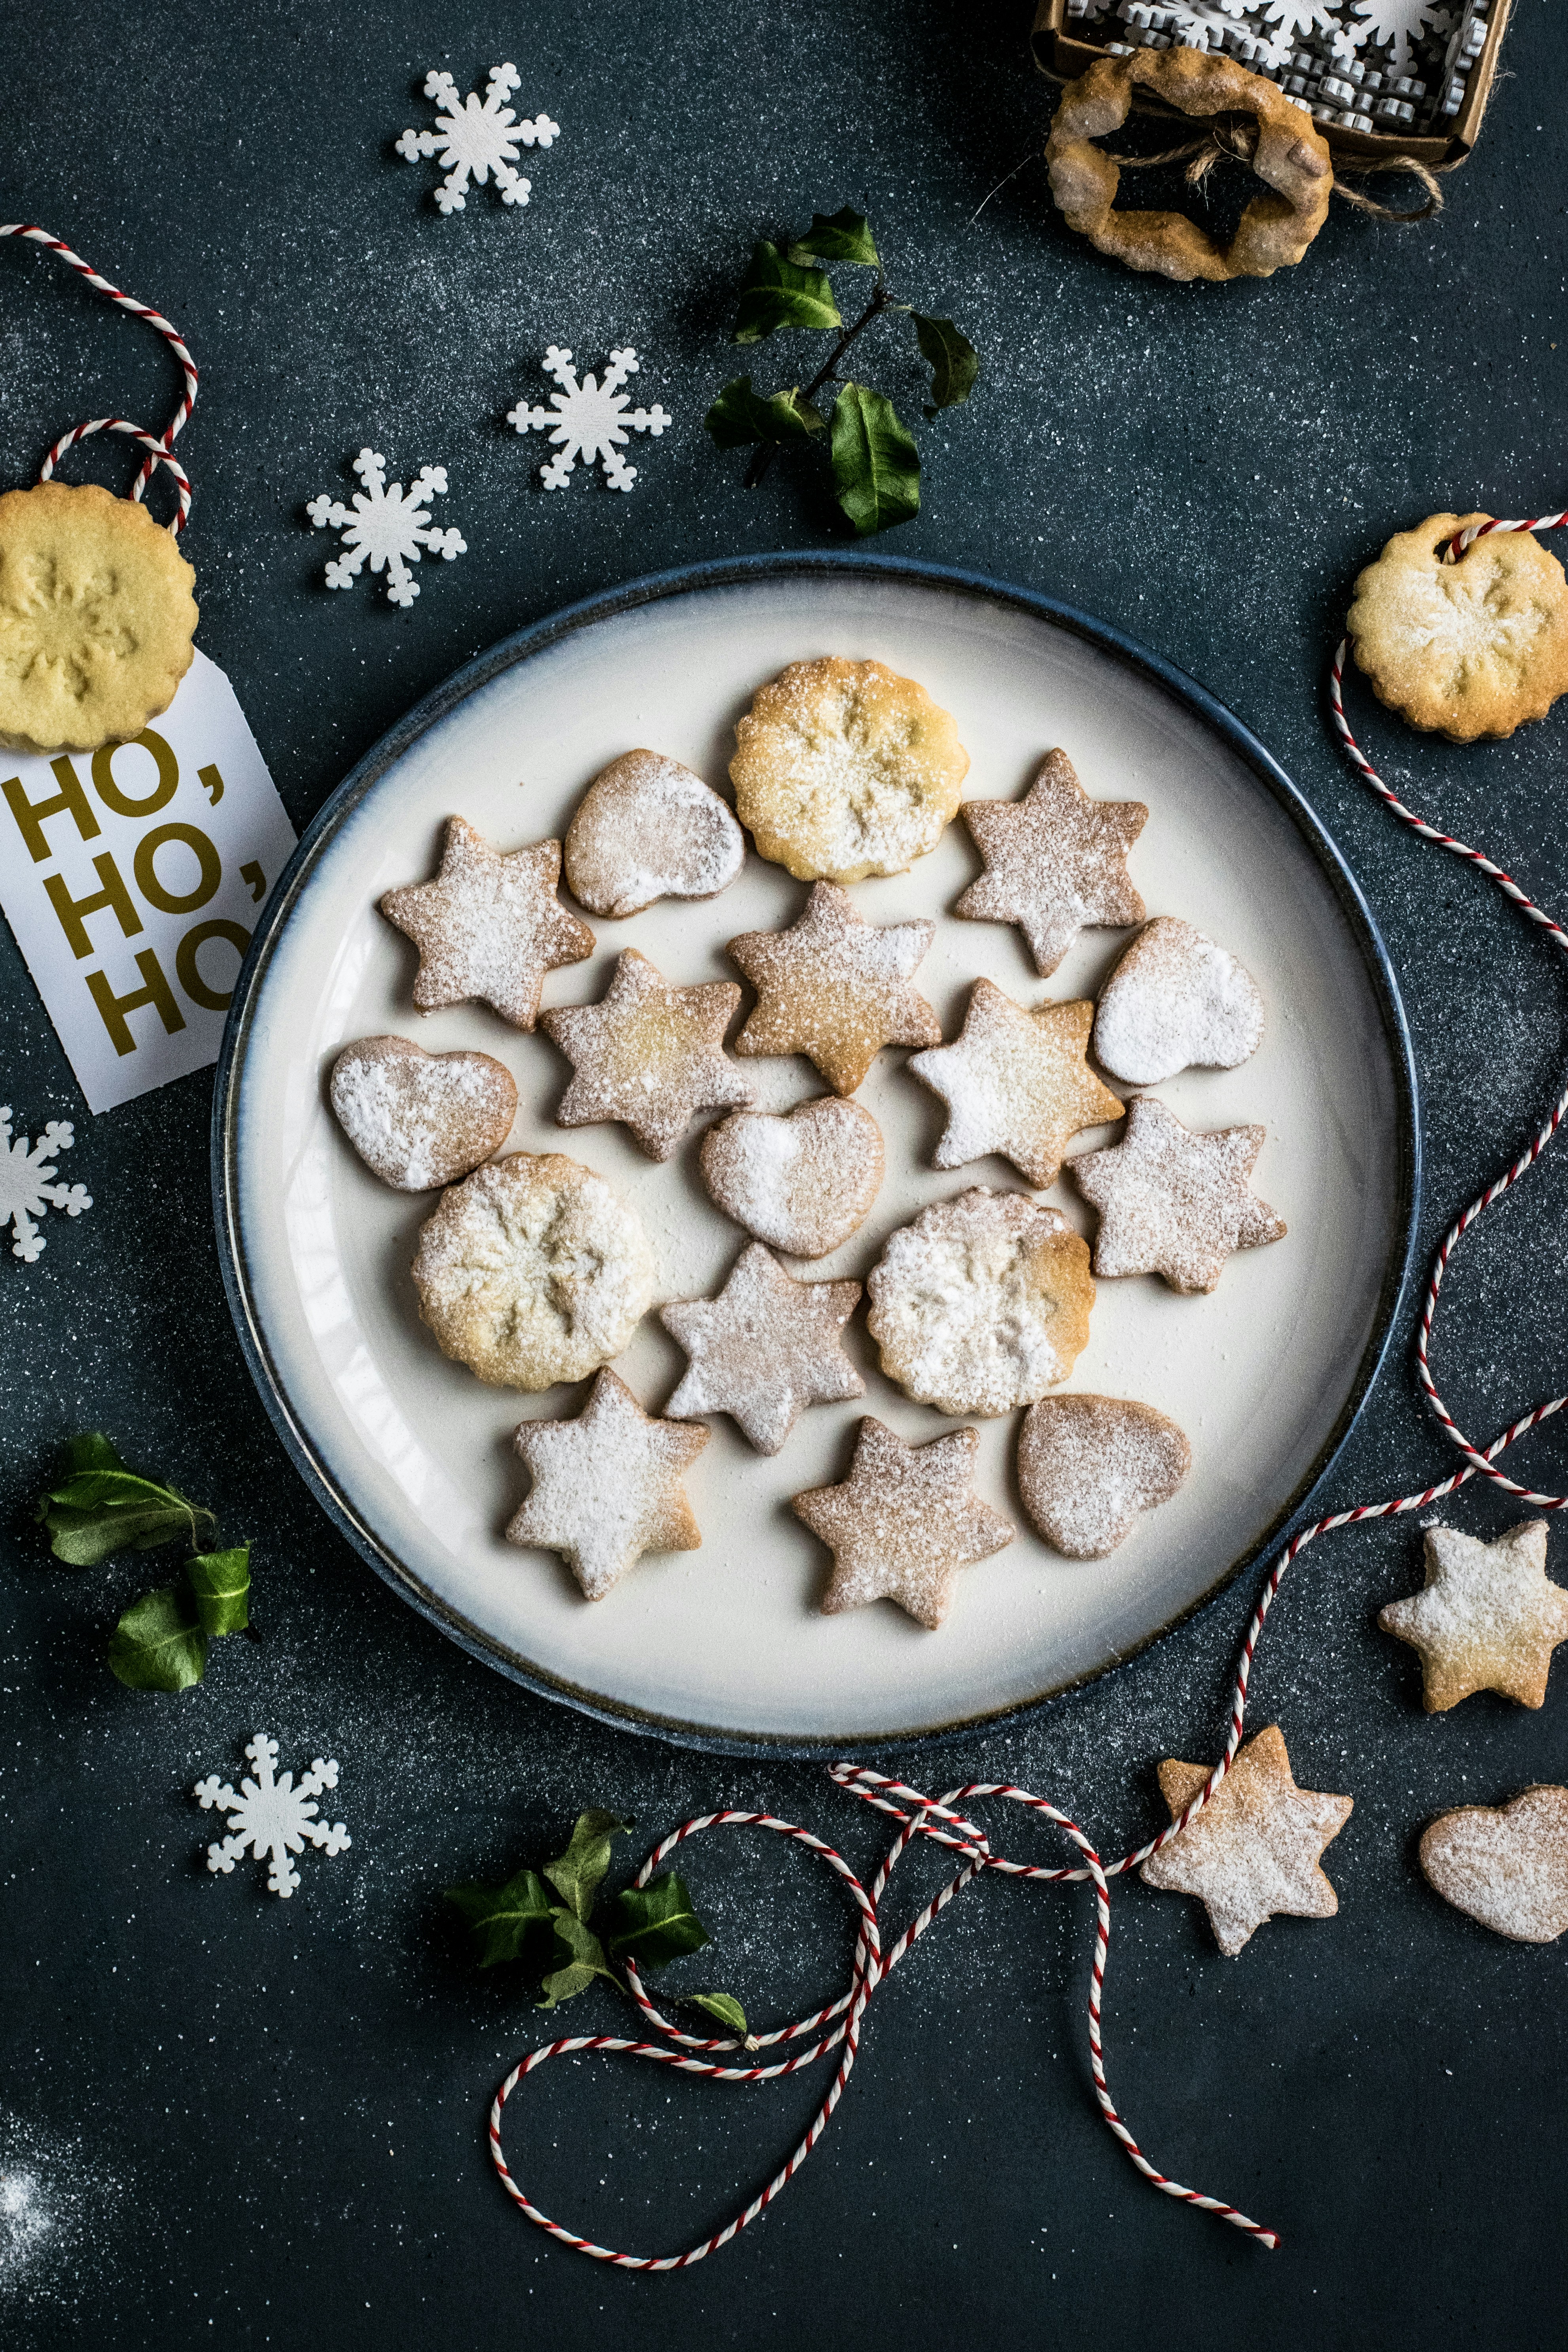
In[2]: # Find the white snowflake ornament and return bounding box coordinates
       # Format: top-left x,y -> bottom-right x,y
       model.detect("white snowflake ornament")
307,449 -> 467,608
1259,0 -> 1336,36
0,1107 -> 91,1264
1348,0 -> 1440,65
195,1734 -> 350,1898
396,64 -> 559,216
506,346 -> 672,493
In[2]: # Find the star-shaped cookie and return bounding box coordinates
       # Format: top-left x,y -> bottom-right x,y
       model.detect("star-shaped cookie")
541,949 -> 754,1160
727,882 -> 941,1096
792,1417 -> 1015,1629
1068,1094 -> 1285,1293
955,749 -> 1148,976
506,1367 -> 708,1601
380,815 -> 594,1030
662,1242 -> 864,1454
1379,1519 -> 1568,1711
907,979 -> 1125,1187
1140,1724 -> 1354,1957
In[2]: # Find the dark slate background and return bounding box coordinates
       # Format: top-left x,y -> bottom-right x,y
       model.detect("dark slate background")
3,3 -> 1566,2344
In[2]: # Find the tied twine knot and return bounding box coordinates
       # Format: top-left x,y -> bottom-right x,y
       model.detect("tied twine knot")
1116,115 -> 1447,222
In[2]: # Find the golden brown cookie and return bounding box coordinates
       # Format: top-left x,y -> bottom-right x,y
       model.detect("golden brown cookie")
1418,1787 -> 1568,1945
330,1035 -> 516,1190
411,1151 -> 654,1390
1068,1095 -> 1285,1294
0,481 -> 198,754
661,1242 -> 863,1454
1378,1520 -> 1568,1712
380,817 -> 593,1030
1346,513 -> 1568,742
728,882 -> 940,1095
542,948 -> 753,1160
1046,51 -> 1332,284
1016,1394 -> 1190,1559
792,1417 -> 1015,1628
907,980 -> 1124,1187
729,656 -> 970,883
699,1098 -> 884,1258
563,749 -> 745,918
956,749 -> 1146,977
866,1187 -> 1095,1418
1139,1725 -> 1354,1957
507,1367 -> 707,1601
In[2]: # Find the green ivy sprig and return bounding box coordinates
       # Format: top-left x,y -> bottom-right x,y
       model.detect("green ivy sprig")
447,1808 -> 750,2036
34,1433 -> 252,1692
705,206 -> 978,537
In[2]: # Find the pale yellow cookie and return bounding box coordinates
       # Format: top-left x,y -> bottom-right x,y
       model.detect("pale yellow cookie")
729,656 -> 969,883
411,1151 -> 655,1390
0,481 -> 198,754
1347,512 -> 1568,742
542,949 -> 753,1161
1140,1725 -> 1353,1958
728,882 -> 940,1096
1378,1520 -> 1568,1711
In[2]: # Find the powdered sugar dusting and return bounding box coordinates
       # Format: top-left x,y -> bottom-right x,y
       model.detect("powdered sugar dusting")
1016,1393 -> 1191,1559
330,1035 -> 516,1189
699,1097 -> 883,1257
1093,916 -> 1265,1087
563,750 -> 744,918
1419,1786 -> 1568,1944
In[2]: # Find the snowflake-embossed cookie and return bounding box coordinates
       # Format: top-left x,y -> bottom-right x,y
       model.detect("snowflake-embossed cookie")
0,481 -> 198,754
661,1242 -> 864,1454
330,1036 -> 517,1191
1093,918 -> 1264,1087
955,750 -> 1147,977
699,1098 -> 884,1258
1016,1394 -> 1190,1558
1068,1095 -> 1285,1293
507,1368 -> 707,1602
730,657 -> 970,883
564,750 -> 745,918
1347,512 -> 1568,742
907,980 -> 1124,1187
792,1417 -> 1015,1628
380,816 -> 593,1030
411,1150 -> 654,1389
866,1187 -> 1095,1418
728,882 -> 940,1096
542,949 -> 753,1159
1418,1786 -> 1568,1945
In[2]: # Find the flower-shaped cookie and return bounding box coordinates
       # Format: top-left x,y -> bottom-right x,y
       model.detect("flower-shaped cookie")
1348,513 -> 1568,742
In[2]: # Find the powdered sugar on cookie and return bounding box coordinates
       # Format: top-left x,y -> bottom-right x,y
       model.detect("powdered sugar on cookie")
699,1098 -> 883,1257
1016,1392 -> 1189,1558
564,749 -> 745,918
1418,1786 -> 1568,1944
1069,1095 -> 1285,1294
330,1035 -> 516,1190
1093,917 -> 1264,1087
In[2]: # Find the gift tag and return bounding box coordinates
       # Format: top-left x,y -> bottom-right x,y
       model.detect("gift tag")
0,651 -> 295,1112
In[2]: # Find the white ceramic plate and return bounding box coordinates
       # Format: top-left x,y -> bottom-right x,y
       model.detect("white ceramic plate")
215,556 -> 1417,1754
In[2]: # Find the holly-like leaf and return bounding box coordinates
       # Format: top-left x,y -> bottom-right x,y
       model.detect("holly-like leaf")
604,1871 -> 712,1969
542,1810 -> 633,1924
829,383 -> 920,536
106,1586 -> 206,1692
446,1866 -> 558,1969
686,1990 -> 749,2038
787,208 -> 880,268
187,1545 -> 251,1637
35,1432 -> 206,1566
912,313 -> 979,413
537,1910 -> 619,2008
732,241 -> 842,343
705,375 -> 824,449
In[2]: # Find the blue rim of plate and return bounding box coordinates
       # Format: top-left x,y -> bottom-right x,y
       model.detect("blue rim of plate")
212,549 -> 1422,1761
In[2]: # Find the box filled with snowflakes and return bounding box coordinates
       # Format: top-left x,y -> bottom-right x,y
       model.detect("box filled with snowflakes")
1031,0 -> 1511,164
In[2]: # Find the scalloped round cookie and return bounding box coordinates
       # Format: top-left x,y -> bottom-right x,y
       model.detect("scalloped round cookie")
0,481 -> 198,754
729,656 -> 970,883
564,749 -> 745,918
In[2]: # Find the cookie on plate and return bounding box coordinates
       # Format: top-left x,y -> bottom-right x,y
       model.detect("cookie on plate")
907,980 -> 1124,1187
1347,512 -> 1568,743
508,1367 -> 707,1601
411,1151 -> 654,1389
380,816 -> 594,1030
792,1417 -> 1015,1628
661,1242 -> 863,1454
1418,1786 -> 1568,1945
1378,1520 -> 1568,1712
1092,917 -> 1264,1087
1140,1724 -> 1354,1958
699,1098 -> 884,1258
729,656 -> 970,883
866,1187 -> 1094,1418
0,481 -> 198,754
1068,1095 -> 1285,1294
1016,1394 -> 1190,1558
563,749 -> 745,918
955,750 -> 1147,977
728,882 -> 940,1095
330,1035 -> 516,1190
542,948 -> 753,1161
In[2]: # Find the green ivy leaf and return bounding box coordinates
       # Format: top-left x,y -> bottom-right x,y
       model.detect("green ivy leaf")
604,1871 -> 712,1968
912,313 -> 979,413
705,375 -> 824,449
446,1866 -> 558,1969
542,1810 -> 633,1924
732,242 -> 842,343
187,1545 -> 251,1637
686,1990 -> 749,2038
829,382 -> 920,536
106,1586 -> 207,1692
35,1432 -> 206,1566
787,208 -> 880,268
537,1910 -> 619,2008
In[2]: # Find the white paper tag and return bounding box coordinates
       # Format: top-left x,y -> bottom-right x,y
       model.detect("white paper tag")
0,650 -> 297,1114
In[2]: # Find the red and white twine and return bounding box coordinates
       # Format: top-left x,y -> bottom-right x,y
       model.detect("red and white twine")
0,223 -> 197,528
488,505 -> 1568,2271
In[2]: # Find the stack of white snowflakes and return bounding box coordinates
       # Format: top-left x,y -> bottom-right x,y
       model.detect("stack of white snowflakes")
1062,0 -> 1494,138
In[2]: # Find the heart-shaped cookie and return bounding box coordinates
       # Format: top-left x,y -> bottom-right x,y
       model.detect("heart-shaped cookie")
1016,1393 -> 1190,1557
330,1035 -> 517,1191
564,749 -> 745,918
699,1098 -> 883,1258
1093,916 -> 1264,1086
1418,1785 -> 1568,1944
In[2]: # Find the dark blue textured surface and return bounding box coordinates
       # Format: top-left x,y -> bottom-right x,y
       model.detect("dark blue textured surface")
3,4 -> 1566,2344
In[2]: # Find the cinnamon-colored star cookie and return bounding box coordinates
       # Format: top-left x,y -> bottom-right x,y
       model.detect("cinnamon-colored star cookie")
907,980 -> 1124,1187
728,882 -> 940,1096
661,1242 -> 863,1454
507,1368 -> 708,1601
1378,1520 -> 1568,1712
1140,1725 -> 1354,1957
380,816 -> 593,1030
1068,1095 -> 1285,1294
792,1417 -> 1015,1628
541,949 -> 753,1160
955,750 -> 1147,977
1347,512 -> 1568,742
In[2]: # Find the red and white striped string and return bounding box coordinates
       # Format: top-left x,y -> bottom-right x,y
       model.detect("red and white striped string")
0,223 -> 197,528
487,521 -> 1568,2268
